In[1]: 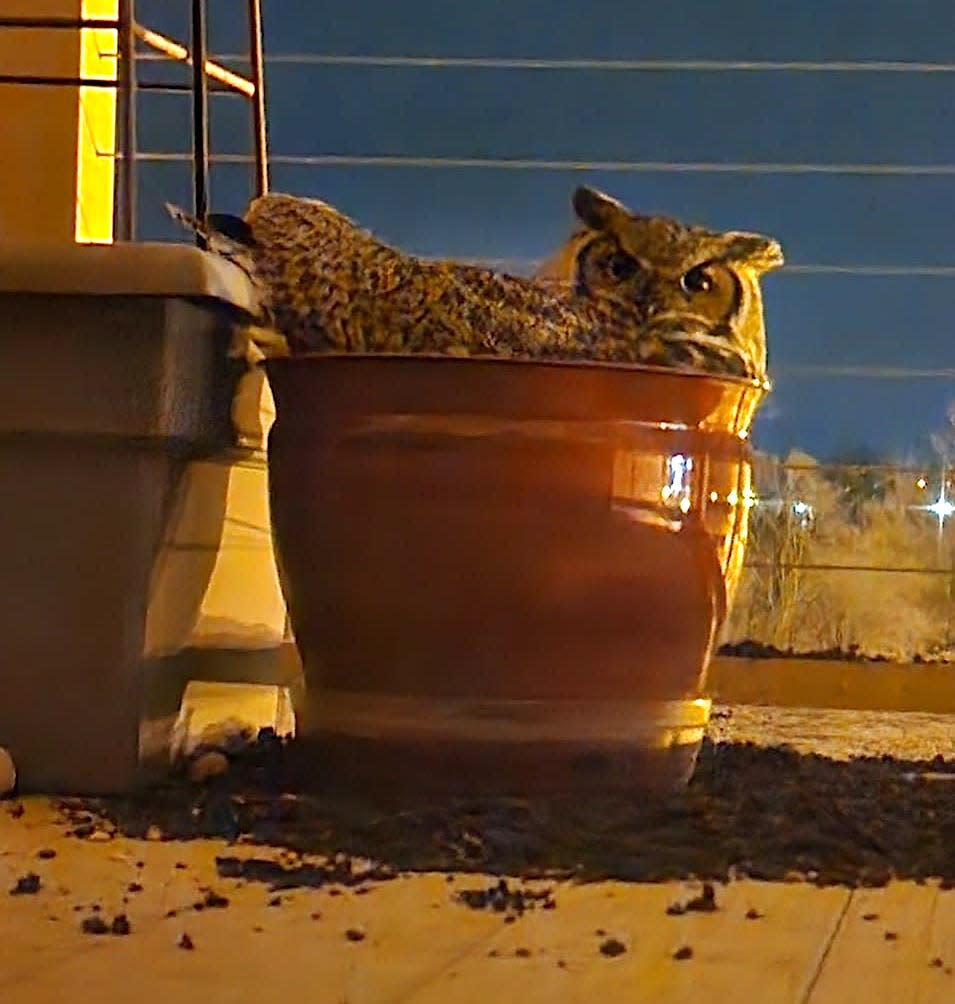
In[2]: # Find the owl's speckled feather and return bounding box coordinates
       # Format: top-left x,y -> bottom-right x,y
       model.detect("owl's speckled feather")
171,187 -> 782,380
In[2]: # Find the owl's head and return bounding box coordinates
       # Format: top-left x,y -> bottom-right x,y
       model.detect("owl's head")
536,186 -> 784,381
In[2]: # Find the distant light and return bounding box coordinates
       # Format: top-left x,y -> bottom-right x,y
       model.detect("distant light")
917,477 -> 927,489
727,490 -> 738,506
709,491 -> 719,502
914,482 -> 955,534
927,496 -> 955,520
790,499 -> 815,527
679,496 -> 692,514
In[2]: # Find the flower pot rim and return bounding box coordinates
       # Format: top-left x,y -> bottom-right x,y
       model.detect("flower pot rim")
262,351 -> 772,393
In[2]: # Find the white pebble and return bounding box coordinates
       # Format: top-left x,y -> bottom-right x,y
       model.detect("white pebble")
0,747 -> 15,796
188,751 -> 230,784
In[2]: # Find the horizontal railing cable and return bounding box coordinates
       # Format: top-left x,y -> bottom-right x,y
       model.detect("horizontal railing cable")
133,53 -> 955,74
130,151 -> 955,176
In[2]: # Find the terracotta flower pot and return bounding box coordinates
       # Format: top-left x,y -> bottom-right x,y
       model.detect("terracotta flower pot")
265,354 -> 767,796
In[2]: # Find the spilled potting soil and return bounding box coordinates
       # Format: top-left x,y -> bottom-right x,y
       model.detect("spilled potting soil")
50,731 -> 955,889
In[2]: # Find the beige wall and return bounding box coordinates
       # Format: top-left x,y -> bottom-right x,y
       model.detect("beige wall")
0,1 -> 84,244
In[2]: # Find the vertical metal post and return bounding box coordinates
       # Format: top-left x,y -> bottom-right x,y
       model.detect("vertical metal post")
247,0 -> 269,196
190,0 -> 209,247
117,0 -> 137,241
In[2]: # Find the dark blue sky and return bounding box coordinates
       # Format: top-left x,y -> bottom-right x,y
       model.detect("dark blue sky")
134,0 -> 955,462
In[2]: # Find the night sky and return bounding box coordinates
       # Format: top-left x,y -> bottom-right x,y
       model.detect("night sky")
133,0 -> 955,463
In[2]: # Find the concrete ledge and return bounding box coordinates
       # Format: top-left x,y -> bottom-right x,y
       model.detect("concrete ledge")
0,293 -> 240,449
0,241 -> 259,315
708,655 -> 955,713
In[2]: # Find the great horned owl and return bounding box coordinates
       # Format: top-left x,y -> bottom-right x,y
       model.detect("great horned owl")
536,187 -> 783,381
169,187 -> 782,380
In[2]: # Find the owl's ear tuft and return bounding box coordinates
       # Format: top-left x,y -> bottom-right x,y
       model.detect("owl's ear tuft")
724,232 -> 784,273
572,186 -> 629,232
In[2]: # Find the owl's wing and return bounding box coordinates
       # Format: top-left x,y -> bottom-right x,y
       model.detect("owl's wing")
164,202 -> 257,255
164,202 -> 290,361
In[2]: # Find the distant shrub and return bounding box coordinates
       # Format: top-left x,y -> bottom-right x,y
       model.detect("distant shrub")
722,450 -> 954,660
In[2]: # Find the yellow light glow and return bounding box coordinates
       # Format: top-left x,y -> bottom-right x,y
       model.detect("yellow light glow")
709,491 -> 719,502
74,0 -> 118,244
917,477 -> 927,489
726,490 -> 738,506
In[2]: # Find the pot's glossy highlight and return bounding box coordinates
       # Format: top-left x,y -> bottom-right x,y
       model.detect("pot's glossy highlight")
265,354 -> 767,795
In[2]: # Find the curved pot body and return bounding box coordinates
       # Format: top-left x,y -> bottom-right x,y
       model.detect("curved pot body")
265,355 -> 767,795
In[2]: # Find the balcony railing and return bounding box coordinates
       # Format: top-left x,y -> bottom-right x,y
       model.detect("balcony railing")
0,0 -> 269,242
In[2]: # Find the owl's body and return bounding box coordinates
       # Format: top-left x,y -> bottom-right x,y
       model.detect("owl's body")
173,187 -> 782,380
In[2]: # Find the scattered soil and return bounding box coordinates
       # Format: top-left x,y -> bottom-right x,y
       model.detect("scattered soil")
719,639 -> 955,664
599,938 -> 627,958
214,853 -> 395,891
666,881 -> 718,915
81,916 -> 110,935
10,873 -> 41,896
719,640 -> 889,662
198,890 -> 229,910
455,878 -> 556,914
50,731 -> 955,889
673,945 -> 694,961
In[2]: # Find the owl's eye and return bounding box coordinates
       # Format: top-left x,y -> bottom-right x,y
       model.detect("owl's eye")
607,252 -> 639,281
681,265 -> 715,295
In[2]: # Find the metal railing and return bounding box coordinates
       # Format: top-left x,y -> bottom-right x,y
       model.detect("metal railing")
0,0 -> 269,242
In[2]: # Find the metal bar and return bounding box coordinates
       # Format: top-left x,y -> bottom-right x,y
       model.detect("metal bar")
0,76 -> 241,94
0,15 -> 117,29
117,0 -> 136,241
134,24 -> 255,96
190,0 -> 209,248
247,0 -> 269,195
137,81 -> 247,94
0,74 -> 118,87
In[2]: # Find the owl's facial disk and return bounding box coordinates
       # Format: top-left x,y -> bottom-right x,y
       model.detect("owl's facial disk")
570,186 -> 783,379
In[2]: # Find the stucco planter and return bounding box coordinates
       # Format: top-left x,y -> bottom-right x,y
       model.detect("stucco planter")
0,242 -> 258,793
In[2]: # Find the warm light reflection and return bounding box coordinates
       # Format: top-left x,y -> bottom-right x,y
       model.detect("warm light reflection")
74,0 -> 118,244
135,25 -> 255,96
